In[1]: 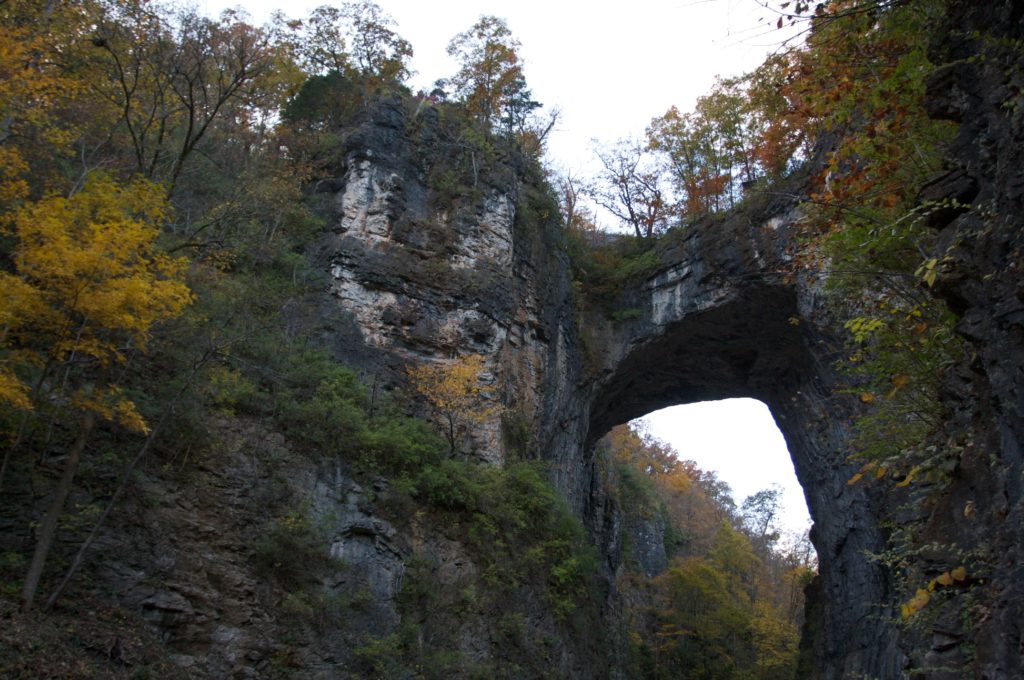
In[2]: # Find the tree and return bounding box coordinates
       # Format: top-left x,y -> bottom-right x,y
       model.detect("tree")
407,353 -> 500,455
648,522 -> 797,680
341,1 -> 412,82
751,600 -> 800,680
446,16 -> 525,128
88,4 -> 276,192
743,53 -> 809,177
646,79 -> 761,218
591,139 -> 672,239
279,4 -> 350,75
498,75 -> 540,138
608,422 -> 680,478
277,2 -> 412,82
0,0 -> 90,198
2,173 -> 192,609
696,79 -> 760,187
555,169 -> 595,234
600,424 -> 805,677
741,485 -> 784,549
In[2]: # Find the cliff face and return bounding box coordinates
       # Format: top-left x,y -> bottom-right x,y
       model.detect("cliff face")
905,2 -> 1024,676
315,95 -> 583,475
315,97 -> 902,677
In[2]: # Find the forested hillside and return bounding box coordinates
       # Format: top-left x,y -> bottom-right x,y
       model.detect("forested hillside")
1,0 -> 1022,678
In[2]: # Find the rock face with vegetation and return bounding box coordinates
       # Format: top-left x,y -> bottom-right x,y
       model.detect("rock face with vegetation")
904,2 -> 1024,676
573,187 -> 903,678
314,94 -> 579,472
1,1 -> 1023,679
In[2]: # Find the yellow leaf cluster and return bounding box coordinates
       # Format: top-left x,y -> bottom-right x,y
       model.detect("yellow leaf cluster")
8,173 -> 191,357
407,353 -> 498,424
900,588 -> 930,619
0,146 -> 29,205
846,460 -> 891,486
0,173 -> 192,422
894,465 -> 920,488
0,3 -> 85,200
73,385 -> 149,434
930,566 -> 967,590
407,353 -> 501,452
900,566 -> 968,619
0,367 -> 32,411
916,257 -> 940,288
844,316 -> 885,343
887,373 -> 910,398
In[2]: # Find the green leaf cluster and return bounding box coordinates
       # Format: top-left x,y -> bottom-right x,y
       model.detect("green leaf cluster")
565,233 -> 662,311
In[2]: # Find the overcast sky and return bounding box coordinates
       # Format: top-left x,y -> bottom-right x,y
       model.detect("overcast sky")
204,0 -> 811,535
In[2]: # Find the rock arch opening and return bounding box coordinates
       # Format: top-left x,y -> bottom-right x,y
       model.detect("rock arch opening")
639,398 -> 811,538
584,283 -> 826,570
587,284 -> 811,448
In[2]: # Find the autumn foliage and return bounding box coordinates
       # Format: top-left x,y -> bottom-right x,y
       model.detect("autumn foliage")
601,424 -> 812,679
2,177 -> 189,387
407,353 -> 501,455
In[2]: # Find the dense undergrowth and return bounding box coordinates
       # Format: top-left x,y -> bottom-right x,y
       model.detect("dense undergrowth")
226,349 -> 601,678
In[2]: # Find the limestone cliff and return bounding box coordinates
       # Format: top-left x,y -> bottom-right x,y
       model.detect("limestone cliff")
310,90 -> 897,678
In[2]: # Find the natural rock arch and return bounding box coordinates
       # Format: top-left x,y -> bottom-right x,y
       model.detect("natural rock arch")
314,94 -> 913,678
567,191 -> 904,679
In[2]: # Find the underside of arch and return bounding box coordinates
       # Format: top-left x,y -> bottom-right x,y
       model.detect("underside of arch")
588,284 -> 809,446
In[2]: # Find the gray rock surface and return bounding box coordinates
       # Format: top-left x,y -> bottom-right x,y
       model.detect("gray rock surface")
307,90 -> 900,678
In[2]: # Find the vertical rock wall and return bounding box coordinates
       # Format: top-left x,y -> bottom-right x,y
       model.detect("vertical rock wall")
905,2 -> 1024,676
316,97 -> 579,469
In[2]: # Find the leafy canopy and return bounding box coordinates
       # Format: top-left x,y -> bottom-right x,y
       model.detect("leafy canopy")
0,173 -> 192,429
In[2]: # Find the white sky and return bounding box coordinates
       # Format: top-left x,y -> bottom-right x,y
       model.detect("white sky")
205,0 -> 811,535
642,400 -> 810,537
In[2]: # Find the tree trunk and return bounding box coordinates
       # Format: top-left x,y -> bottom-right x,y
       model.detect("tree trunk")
20,408 -> 96,610
446,413 -> 456,456
43,347 -> 211,611
45,411 -> 166,610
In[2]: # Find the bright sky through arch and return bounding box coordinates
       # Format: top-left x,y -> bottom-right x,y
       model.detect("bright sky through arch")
203,0 -> 812,533
640,400 -> 810,536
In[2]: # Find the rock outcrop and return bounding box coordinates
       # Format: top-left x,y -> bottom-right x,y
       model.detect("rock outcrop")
314,93 -> 903,677
317,97 -> 578,471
